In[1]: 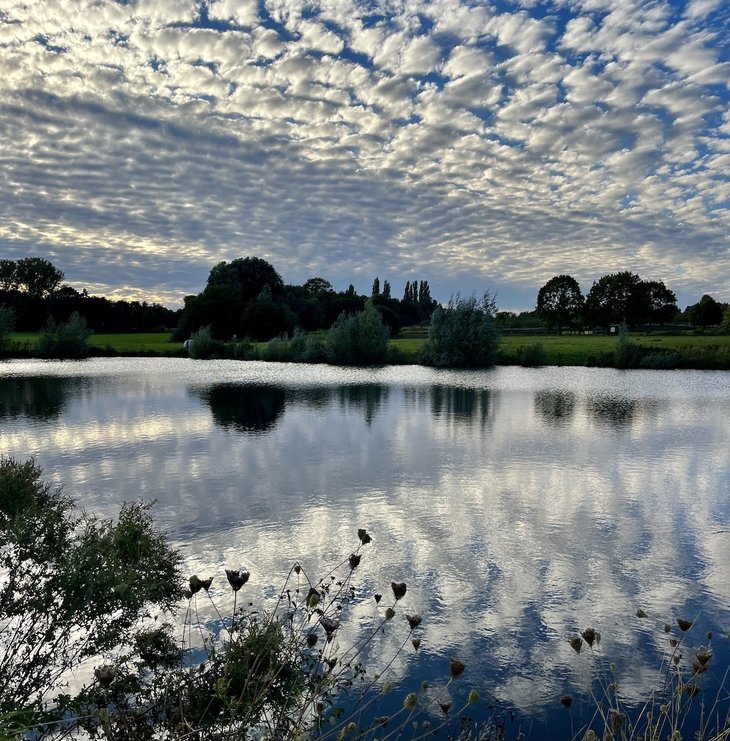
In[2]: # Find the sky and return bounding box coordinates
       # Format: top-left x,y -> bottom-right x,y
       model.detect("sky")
1,0 -> 729,312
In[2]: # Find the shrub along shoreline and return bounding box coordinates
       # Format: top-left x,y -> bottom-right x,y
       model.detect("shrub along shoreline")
4,330 -> 730,370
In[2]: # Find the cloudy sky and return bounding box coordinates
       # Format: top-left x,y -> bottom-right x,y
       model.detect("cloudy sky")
1,0 -> 728,310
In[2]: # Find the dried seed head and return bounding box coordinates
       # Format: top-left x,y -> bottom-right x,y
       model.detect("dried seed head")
94,665 -> 117,688
664,623 -> 671,633
677,618 -> 693,632
609,710 -> 624,732
684,683 -> 700,697
320,616 -> 339,635
403,693 -> 418,709
581,628 -> 600,647
391,582 -> 407,600
358,528 -> 372,545
348,553 -> 361,570
183,589 -> 193,600
569,637 -> 583,653
411,638 -> 421,651
326,658 -> 337,670
670,638 -> 678,647
293,563 -> 301,575
306,632 -> 318,648
449,657 -> 466,678
560,695 -> 573,708
200,577 -> 213,592
374,593 -> 382,604
225,569 -> 250,592
189,575 -> 204,594
706,631 -> 713,640
692,657 -> 709,674
385,607 -> 396,620
306,587 -> 321,608
381,680 -> 392,694
636,609 -> 648,618
406,614 -> 422,630
468,689 -> 480,705
374,716 -> 389,727
439,701 -> 452,715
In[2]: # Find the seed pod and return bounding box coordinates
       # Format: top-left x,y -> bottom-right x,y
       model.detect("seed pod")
677,618 -> 693,631
569,637 -> 583,653
468,689 -> 480,705
403,693 -> 418,709
225,569 -> 250,592
406,614 -> 422,630
306,587 -> 321,608
560,695 -> 573,708
411,638 -> 421,650
391,582 -> 407,600
306,632 -> 318,647
358,528 -> 372,545
439,701 -> 452,714
374,593 -> 382,604
385,607 -> 396,620
189,575 -> 204,594
348,553 -> 361,570
449,657 -> 465,678
94,665 -> 117,688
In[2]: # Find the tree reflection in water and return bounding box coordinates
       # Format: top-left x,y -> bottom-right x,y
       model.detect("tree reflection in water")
0,376 -> 81,420
197,384 -> 286,434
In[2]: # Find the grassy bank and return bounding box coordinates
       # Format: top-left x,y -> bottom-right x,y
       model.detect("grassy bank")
6,331 -> 730,369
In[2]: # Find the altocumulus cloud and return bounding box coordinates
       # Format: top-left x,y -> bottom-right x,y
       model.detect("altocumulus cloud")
0,0 -> 728,308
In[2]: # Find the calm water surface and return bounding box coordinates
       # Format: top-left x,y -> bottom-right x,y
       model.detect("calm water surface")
1,358 -> 729,737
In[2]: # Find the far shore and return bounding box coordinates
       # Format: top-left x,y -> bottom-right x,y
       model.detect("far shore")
5,330 -> 730,370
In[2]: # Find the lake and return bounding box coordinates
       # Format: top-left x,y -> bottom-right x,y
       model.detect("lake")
1,358 -> 729,738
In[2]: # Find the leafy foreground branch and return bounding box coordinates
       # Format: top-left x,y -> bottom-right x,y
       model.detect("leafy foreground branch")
0,459 -> 480,740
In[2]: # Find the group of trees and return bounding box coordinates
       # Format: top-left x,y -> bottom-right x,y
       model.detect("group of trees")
0,258 -> 179,333
174,257 -> 438,342
535,272 -> 728,333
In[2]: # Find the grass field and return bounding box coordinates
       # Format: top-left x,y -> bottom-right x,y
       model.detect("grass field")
8,330 -> 730,368
9,332 -> 184,355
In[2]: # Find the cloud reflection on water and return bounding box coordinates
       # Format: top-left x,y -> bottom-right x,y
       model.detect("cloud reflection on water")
0,359 -> 728,724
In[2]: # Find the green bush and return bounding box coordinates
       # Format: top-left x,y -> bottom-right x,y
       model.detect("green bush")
187,325 -> 226,359
230,337 -> 257,360
326,299 -> 389,365
516,342 -> 546,367
36,312 -> 91,359
422,292 -> 499,368
0,458 -> 181,723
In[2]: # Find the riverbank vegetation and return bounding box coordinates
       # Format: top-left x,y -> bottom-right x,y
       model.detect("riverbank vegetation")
5,329 -> 730,369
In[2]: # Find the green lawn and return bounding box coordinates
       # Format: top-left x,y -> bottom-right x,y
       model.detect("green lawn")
8,330 -> 730,368
10,332 -> 184,355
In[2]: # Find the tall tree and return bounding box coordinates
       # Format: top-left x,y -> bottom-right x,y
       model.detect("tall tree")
642,280 -> 677,331
382,280 -> 391,299
371,277 -> 380,296
689,294 -> 724,327
536,275 -> 584,334
303,277 -> 334,295
176,256 -> 285,339
585,271 -> 648,327
15,257 -> 64,297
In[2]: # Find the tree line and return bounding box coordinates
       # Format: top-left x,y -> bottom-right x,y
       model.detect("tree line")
533,272 -> 728,334
0,257 -> 179,333
172,256 -> 437,342
1,256 -> 727,346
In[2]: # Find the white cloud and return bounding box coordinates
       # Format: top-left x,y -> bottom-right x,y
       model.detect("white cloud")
0,0 -> 726,308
